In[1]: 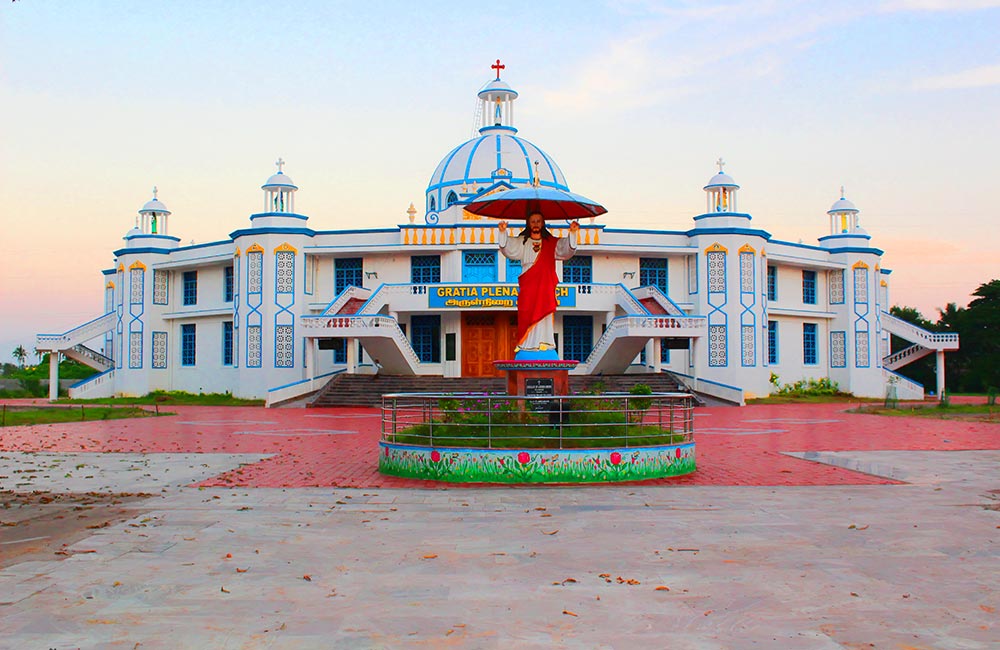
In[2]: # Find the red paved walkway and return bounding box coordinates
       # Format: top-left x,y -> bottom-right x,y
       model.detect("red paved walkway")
1,402 -> 996,489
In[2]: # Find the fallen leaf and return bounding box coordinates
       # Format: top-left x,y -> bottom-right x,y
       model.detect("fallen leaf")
422,554 -> 438,559
542,530 -> 559,535
850,592 -> 859,597
236,568 -> 248,573
562,610 -> 578,617
980,605 -> 996,613
303,574 -> 312,581
224,553 -> 232,559
220,586 -> 230,593
112,581 -> 122,587
655,585 -> 670,591
703,610 -> 713,616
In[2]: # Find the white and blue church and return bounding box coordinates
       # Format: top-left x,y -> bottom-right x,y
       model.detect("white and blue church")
36,64 -> 958,405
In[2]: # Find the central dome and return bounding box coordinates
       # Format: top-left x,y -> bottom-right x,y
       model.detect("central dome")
423,65 -> 570,219
425,133 -> 569,213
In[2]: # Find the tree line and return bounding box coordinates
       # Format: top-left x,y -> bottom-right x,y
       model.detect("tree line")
891,279 -> 999,394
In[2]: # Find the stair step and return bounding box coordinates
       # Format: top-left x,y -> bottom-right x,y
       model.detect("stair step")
308,373 -> 689,408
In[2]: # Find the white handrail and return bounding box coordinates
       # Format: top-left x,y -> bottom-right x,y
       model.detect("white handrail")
586,314 -> 706,366
302,314 -> 422,368
881,312 -> 959,347
37,312 -> 117,350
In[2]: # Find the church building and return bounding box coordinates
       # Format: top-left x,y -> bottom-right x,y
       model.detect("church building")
36,63 -> 957,405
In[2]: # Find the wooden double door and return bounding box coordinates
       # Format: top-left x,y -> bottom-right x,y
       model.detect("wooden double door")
461,312 -> 519,377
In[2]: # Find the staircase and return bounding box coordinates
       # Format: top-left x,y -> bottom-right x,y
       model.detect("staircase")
880,311 -> 959,371
62,344 -> 113,372
309,373 -> 692,408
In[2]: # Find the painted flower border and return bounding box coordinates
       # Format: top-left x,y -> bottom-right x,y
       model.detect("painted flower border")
379,442 -> 696,483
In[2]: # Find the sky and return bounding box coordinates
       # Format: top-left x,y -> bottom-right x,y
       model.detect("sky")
2,0 -> 998,361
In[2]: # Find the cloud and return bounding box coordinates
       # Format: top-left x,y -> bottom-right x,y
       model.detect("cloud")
881,0 -> 1000,10
538,2 -> 861,115
913,63 -> 1000,90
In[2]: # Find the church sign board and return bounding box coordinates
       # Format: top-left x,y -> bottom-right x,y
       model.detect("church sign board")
428,284 -> 576,309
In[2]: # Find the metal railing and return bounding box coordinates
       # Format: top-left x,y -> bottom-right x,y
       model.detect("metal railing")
381,392 -> 695,449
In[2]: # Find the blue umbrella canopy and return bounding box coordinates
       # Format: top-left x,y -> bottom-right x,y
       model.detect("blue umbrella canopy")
464,186 -> 608,221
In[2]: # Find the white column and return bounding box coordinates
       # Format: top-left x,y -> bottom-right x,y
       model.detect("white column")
347,337 -> 357,374
936,350 -> 946,400
48,351 -> 59,401
652,339 -> 662,372
305,338 -> 315,378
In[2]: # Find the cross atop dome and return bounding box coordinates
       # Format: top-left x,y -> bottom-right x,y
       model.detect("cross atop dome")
477,60 -> 519,132
275,157 -> 286,174
716,157 -> 726,173
152,186 -> 158,199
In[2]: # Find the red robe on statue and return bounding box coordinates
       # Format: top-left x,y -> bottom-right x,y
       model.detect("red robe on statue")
515,236 -> 559,346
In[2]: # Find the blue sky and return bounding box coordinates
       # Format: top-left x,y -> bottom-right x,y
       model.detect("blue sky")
1,0 -> 998,359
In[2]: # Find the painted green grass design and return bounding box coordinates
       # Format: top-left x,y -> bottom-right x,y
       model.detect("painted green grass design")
380,447 -> 696,484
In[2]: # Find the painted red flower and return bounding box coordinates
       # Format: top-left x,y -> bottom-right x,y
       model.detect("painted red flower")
430,450 -> 441,462
517,451 -> 530,464
610,452 -> 622,465
384,446 -> 389,456
675,447 -> 682,458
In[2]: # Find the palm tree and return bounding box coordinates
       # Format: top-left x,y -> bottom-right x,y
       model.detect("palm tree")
12,345 -> 28,368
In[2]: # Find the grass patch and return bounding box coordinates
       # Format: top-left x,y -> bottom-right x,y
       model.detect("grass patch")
0,405 -> 168,427
55,390 -> 264,407
749,394 -> 869,405
852,402 -> 999,421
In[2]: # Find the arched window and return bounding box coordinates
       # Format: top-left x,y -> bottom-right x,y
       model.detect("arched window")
429,196 -> 436,211
446,191 -> 458,207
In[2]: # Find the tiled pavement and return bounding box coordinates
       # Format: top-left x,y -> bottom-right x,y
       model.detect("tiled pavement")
0,401 -> 997,648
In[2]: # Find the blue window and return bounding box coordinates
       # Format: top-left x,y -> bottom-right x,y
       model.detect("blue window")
222,321 -> 233,366
563,255 -> 592,284
639,258 -> 668,292
446,191 -> 459,207
224,266 -> 234,302
505,257 -> 521,283
410,255 -> 441,283
563,315 -> 593,362
803,323 -> 817,365
767,266 -> 777,301
410,315 -> 440,362
335,258 -> 364,294
429,196 -> 436,212
181,323 -> 196,366
462,251 -> 497,283
660,341 -> 671,364
802,270 -> 817,305
767,321 -> 778,364
183,271 -> 198,306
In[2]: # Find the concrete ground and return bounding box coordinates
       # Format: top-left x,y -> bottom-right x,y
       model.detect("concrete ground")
0,400 -> 997,649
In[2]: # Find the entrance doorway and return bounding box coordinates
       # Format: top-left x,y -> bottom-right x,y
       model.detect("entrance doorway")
461,312 -> 518,376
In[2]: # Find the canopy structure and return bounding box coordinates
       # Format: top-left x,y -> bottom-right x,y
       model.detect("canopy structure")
464,186 -> 607,221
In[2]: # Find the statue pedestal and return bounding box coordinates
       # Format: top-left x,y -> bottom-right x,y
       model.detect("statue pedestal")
493,360 -> 579,397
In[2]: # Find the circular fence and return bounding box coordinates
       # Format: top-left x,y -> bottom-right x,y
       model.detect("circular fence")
379,392 -> 696,484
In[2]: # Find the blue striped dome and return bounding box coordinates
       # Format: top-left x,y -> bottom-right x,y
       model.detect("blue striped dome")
425,128 -> 569,214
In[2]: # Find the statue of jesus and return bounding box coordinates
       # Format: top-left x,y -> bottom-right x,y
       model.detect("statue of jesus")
498,213 -> 580,357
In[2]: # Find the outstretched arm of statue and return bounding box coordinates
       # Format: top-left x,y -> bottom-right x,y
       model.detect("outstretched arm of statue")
554,221 -> 580,260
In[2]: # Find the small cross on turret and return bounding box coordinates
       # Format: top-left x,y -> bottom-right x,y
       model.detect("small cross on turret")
275,157 -> 285,174
491,58 -> 505,80
716,157 -> 726,173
